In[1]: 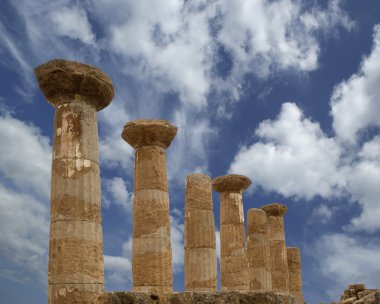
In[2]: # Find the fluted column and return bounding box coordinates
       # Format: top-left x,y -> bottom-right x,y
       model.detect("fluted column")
247,208 -> 272,291
35,59 -> 114,304
261,203 -> 289,293
184,173 -> 217,291
122,119 -> 177,294
287,247 -> 303,304
212,174 -> 251,291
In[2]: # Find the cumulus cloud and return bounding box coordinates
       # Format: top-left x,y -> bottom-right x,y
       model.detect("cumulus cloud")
314,233 -> 380,298
102,177 -> 133,212
0,109 -> 51,285
49,6 -> 96,45
331,24 -> 380,143
229,102 -> 345,200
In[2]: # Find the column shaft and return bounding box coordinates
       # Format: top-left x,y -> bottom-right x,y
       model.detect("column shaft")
49,101 -> 103,303
262,203 -> 290,293
247,208 -> 272,291
287,247 -> 303,304
133,145 -> 172,293
184,174 -> 217,291
35,59 -> 114,304
220,191 -> 249,290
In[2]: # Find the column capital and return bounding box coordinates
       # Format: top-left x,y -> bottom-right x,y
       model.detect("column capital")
35,59 -> 114,111
212,174 -> 251,193
122,119 -> 177,149
261,203 -> 288,217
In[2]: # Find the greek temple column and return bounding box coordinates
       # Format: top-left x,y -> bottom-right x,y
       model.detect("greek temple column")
35,59 -> 114,304
184,173 -> 217,291
261,203 -> 289,293
212,174 -> 251,291
247,208 -> 272,291
287,247 -> 304,304
122,119 -> 177,294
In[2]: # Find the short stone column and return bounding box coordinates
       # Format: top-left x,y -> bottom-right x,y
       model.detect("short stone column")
212,174 -> 251,291
184,173 -> 217,291
247,208 -> 272,291
287,247 -> 303,304
35,59 -> 114,304
122,119 -> 177,294
261,203 -> 289,293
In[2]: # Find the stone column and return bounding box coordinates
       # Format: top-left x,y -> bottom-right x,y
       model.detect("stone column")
184,173 -> 217,291
247,208 -> 272,291
212,174 -> 251,291
122,119 -> 177,294
35,59 -> 114,304
287,247 -> 303,304
261,203 -> 289,293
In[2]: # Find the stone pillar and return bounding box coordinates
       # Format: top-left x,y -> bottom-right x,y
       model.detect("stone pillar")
287,247 -> 303,304
184,173 -> 217,291
212,174 -> 251,291
122,119 -> 177,294
261,203 -> 289,293
35,59 -> 114,304
247,208 -> 272,291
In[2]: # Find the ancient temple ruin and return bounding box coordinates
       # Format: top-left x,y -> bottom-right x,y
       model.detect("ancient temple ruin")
35,59 -> 304,304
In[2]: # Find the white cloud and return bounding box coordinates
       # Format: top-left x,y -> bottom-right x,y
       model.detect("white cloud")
49,6 -> 96,45
311,204 -> 334,224
229,102 -> 345,200
345,136 -> 380,232
104,255 -> 132,286
170,212 -> 184,273
0,111 -> 51,199
0,110 -> 51,285
102,177 -> 133,212
331,24 -> 380,143
314,233 -> 380,299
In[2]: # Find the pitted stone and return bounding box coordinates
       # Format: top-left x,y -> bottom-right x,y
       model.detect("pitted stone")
35,59 -> 114,110
212,174 -> 251,193
261,203 -> 288,217
122,119 -> 177,149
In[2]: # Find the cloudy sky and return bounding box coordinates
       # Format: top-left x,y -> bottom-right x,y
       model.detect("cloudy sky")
0,0 -> 379,303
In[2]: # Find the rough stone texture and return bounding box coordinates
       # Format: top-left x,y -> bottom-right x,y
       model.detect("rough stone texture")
286,247 -> 303,304
98,291 -> 296,304
122,120 -> 177,294
212,174 -> 251,291
247,208 -> 272,291
185,174 -> 217,291
261,203 -> 289,294
35,59 -> 114,111
338,284 -> 380,304
35,59 -> 114,304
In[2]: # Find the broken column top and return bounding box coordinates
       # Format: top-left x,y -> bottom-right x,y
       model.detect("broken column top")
122,119 -> 177,149
212,174 -> 251,193
287,247 -> 300,259
35,59 -> 114,111
186,173 -> 211,184
261,203 -> 288,217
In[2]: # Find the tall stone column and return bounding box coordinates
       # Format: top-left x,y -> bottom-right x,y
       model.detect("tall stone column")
247,208 -> 272,291
35,59 -> 114,304
261,203 -> 289,293
184,173 -> 217,291
122,119 -> 177,294
212,174 -> 251,291
287,247 -> 303,304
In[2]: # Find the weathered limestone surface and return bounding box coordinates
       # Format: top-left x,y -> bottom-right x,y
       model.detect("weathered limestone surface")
35,59 -> 114,304
247,208 -> 272,291
287,247 -> 303,304
261,203 -> 289,294
337,284 -> 380,304
122,120 -> 177,294
184,173 -> 217,291
212,174 -> 251,291
98,291 -> 296,304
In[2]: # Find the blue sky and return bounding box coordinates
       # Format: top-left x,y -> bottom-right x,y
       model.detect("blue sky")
0,1 -> 379,303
